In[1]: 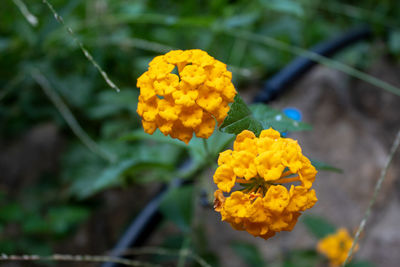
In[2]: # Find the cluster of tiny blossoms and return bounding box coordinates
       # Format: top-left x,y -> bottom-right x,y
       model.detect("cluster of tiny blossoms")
317,228 -> 357,266
136,49 -> 236,144
213,128 -> 317,239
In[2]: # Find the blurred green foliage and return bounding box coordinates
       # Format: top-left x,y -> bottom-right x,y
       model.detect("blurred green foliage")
1,0 -> 399,264
231,242 -> 267,267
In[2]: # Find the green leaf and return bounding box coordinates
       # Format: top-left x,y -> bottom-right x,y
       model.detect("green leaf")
121,128 -> 234,179
220,95 -> 311,136
160,185 -> 194,233
18,239 -> 53,256
389,31 -> 400,55
205,129 -> 235,157
302,215 -> 336,239
231,242 -> 266,267
65,141 -> 182,198
346,260 -> 376,267
0,240 -> 18,254
220,12 -> 260,28
186,130 -> 234,167
259,0 -> 304,17
220,94 -> 263,136
87,89 -> 139,119
22,215 -> 49,235
0,203 -> 25,222
311,160 -> 343,173
90,158 -> 139,194
46,206 -> 90,236
250,104 -> 312,133
283,249 -> 320,267
120,129 -> 187,148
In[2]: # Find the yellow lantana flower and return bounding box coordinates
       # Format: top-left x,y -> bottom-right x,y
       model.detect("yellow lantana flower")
317,228 -> 357,266
136,49 -> 237,144
213,128 -> 318,239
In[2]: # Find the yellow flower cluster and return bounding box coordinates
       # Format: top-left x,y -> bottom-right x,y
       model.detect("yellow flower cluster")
136,49 -> 237,144
317,228 -> 357,266
213,128 -> 317,239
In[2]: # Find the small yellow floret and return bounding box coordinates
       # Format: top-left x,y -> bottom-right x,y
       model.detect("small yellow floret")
136,49 -> 237,144
213,128 -> 318,239
317,228 -> 357,266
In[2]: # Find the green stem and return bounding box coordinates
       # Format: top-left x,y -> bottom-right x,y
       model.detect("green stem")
177,236 -> 191,267
202,139 -> 211,159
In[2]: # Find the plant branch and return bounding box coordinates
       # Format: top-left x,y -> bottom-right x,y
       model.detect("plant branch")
12,0 -> 38,26
31,68 -> 117,163
118,246 -> 211,267
342,129 -> 400,266
42,0 -> 120,92
0,253 -> 158,267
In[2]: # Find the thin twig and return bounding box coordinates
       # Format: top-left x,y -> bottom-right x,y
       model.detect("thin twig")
92,37 -> 254,78
177,236 -> 191,267
119,247 -> 212,267
0,253 -> 159,267
31,68 -> 117,163
42,0 -> 120,92
97,37 -> 174,54
300,1 -> 400,31
12,0 -> 38,26
342,129 -> 400,266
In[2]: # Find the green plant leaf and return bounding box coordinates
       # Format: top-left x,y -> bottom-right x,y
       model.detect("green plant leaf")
120,129 -> 187,148
90,158 -> 139,193
250,104 -> 312,133
46,206 -> 90,236
121,127 -> 234,179
0,203 -> 25,222
389,31 -> 400,56
18,239 -> 53,256
282,249 -> 320,267
160,185 -> 194,233
0,240 -> 18,254
311,160 -> 343,173
260,0 -> 304,17
22,215 -> 49,235
220,95 -> 311,136
186,130 -> 235,166
302,215 -> 336,239
220,94 -> 263,136
231,242 -> 267,267
64,140 -> 183,198
87,89 -> 139,119
346,260 -> 376,267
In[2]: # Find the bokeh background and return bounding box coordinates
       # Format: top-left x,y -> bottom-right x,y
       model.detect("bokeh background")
1,0 -> 400,266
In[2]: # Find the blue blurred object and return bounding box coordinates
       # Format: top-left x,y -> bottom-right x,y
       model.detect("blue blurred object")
282,107 -> 302,137
283,107 -> 302,121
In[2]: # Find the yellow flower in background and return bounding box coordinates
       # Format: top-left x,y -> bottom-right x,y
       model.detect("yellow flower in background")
317,228 -> 357,266
136,49 -> 237,144
213,128 -> 318,239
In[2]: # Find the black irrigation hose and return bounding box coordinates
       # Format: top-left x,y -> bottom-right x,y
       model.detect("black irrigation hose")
253,25 -> 372,103
101,185 -> 166,267
102,168 -> 191,267
102,25 -> 373,267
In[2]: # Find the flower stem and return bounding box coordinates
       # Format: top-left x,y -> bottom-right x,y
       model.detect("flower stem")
202,139 -> 211,158
275,176 -> 300,184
